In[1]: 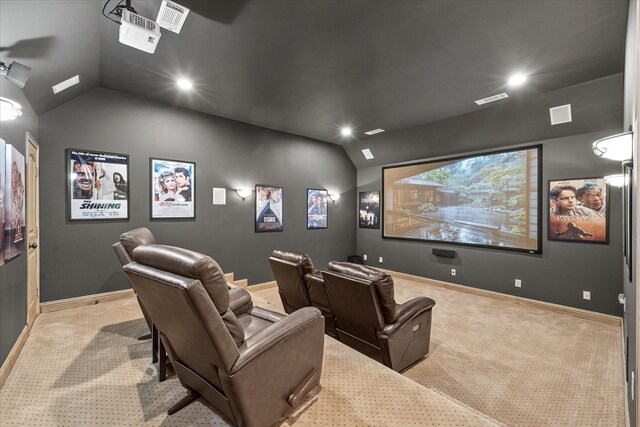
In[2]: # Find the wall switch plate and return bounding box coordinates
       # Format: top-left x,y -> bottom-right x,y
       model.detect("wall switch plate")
363,254 -> 367,261
515,279 -> 522,288
378,256 -> 383,263
583,291 -> 591,300
451,268 -> 456,276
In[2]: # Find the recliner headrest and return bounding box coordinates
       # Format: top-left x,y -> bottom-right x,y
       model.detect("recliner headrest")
120,227 -> 156,257
132,244 -> 230,313
271,250 -> 315,276
327,261 -> 385,281
327,261 -> 398,323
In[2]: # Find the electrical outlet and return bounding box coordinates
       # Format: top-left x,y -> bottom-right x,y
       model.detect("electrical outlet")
583,291 -> 591,300
363,254 -> 367,261
515,279 -> 522,288
378,256 -> 383,263
451,268 -> 456,276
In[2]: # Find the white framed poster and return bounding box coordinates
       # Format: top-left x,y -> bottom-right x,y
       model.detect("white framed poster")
0,139 -> 5,266
150,158 -> 195,219
66,149 -> 129,221
307,188 -> 328,229
5,144 -> 25,260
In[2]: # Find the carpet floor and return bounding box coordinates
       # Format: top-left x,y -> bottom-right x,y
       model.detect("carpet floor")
0,274 -> 625,426
252,277 -> 626,427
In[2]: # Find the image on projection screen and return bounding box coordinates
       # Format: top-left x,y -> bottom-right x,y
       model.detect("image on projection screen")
383,146 -> 541,253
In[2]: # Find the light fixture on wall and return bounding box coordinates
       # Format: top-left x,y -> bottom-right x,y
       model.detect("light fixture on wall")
592,132 -> 633,161
604,174 -> 626,188
235,188 -> 252,199
0,97 -> 23,121
328,193 -> 341,202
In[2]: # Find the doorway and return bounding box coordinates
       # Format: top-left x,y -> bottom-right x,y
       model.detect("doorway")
26,132 -> 39,328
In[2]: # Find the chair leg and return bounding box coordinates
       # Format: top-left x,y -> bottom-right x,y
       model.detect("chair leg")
137,332 -> 152,341
158,337 -> 167,382
168,391 -> 200,415
152,324 -> 159,364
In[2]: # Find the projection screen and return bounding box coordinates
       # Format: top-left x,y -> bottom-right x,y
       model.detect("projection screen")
382,146 -> 542,253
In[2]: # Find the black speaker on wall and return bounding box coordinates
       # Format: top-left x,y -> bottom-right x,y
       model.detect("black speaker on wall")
433,248 -> 456,258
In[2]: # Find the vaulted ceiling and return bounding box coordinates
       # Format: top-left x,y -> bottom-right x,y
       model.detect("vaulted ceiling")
0,0 -> 629,144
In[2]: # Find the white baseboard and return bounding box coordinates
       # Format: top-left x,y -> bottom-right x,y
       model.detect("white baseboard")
0,325 -> 29,389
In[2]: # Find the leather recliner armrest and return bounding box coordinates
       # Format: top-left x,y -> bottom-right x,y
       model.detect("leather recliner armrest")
232,307 -> 323,373
380,296 -> 435,337
249,306 -> 286,323
228,287 -> 253,315
305,272 -> 331,311
223,307 -> 324,426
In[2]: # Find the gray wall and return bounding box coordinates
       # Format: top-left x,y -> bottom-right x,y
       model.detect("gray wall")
38,88 -> 356,302
0,79 -> 38,364
356,76 -> 625,316
345,74 -> 623,169
622,1 -> 637,424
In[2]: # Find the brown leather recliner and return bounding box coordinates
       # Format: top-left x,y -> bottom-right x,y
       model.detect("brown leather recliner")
268,250 -> 337,337
112,227 -> 157,334
322,261 -> 435,372
113,227 -> 254,332
113,227 -> 254,382
124,244 -> 324,427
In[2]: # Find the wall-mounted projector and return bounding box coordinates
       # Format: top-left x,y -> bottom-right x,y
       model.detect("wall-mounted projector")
119,9 -> 161,54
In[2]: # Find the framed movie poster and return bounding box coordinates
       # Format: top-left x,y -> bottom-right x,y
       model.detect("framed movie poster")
359,191 -> 380,229
5,144 -> 25,260
67,149 -> 129,221
255,185 -> 283,232
307,188 -> 328,229
150,158 -> 195,219
0,139 -> 6,266
548,177 -> 608,243
623,162 -> 633,280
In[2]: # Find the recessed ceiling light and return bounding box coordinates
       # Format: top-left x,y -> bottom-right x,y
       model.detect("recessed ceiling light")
340,127 -> 352,137
508,73 -> 527,87
52,75 -> 80,94
177,78 -> 193,90
362,148 -> 374,160
365,128 -> 385,135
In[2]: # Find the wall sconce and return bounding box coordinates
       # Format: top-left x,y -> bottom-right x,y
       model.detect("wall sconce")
592,132 -> 633,161
328,193 -> 341,202
604,174 -> 627,188
235,188 -> 252,199
0,97 -> 23,121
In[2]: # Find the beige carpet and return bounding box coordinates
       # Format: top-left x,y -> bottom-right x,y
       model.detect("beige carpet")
252,277 -> 626,427
0,295 -> 502,426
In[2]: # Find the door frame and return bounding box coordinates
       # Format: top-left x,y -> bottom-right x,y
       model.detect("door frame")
26,132 -> 40,328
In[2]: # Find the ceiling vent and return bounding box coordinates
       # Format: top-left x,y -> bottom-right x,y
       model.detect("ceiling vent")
362,148 -> 374,160
474,93 -> 509,105
157,1 -> 190,34
549,104 -> 572,125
